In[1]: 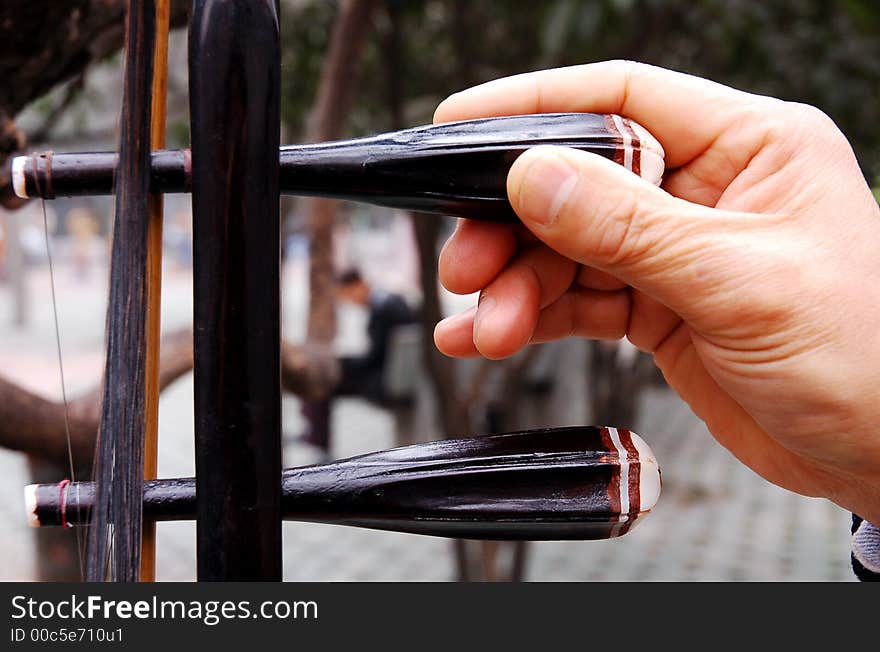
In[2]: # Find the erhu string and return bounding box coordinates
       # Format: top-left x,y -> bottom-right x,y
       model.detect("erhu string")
39,194 -> 85,581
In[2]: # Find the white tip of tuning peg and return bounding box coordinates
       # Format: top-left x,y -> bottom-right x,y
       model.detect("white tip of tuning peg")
23,484 -> 40,528
11,156 -> 29,199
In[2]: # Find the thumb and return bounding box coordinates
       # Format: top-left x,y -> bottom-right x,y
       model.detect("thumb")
508,145 -> 732,313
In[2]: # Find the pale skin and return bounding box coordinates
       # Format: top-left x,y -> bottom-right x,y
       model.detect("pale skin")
432,61 -> 880,524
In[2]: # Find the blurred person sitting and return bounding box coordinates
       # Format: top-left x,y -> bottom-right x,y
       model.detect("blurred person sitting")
300,269 -> 417,460
335,268 -> 417,403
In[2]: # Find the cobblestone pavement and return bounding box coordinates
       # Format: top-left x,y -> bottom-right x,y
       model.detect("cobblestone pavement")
0,252 -> 855,581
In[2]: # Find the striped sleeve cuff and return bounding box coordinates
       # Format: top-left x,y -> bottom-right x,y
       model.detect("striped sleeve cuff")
851,514 -> 880,581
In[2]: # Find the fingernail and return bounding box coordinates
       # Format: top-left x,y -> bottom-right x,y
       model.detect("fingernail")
474,296 -> 496,338
515,153 -> 579,226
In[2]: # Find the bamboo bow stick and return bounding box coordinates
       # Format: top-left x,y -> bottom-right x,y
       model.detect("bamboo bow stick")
141,0 -> 169,583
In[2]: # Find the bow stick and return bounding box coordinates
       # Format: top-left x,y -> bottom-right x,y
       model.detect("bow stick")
141,0 -> 170,583
11,113 -> 665,220
27,427 -> 662,541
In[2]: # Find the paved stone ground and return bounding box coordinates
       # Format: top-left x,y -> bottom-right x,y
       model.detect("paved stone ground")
0,229 -> 855,581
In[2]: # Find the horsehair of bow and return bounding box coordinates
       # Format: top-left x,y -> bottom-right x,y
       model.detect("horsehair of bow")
86,0 -> 157,582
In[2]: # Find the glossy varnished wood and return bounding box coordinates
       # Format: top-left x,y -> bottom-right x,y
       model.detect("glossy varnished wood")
189,0 -> 282,581
30,427 -> 662,541
275,113 -> 643,220
14,113 -> 665,221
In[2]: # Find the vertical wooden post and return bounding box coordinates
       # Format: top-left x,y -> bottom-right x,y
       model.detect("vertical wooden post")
189,0 -> 282,580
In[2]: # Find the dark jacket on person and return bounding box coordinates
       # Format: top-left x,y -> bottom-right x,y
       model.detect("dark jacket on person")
338,291 -> 417,401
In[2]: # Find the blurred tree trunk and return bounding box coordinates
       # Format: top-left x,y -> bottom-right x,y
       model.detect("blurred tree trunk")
0,328 -> 192,472
383,0 -> 468,578
301,0 -> 378,453
1,325 -> 337,580
383,0 -> 531,582
304,0 -> 378,345
0,328 -> 335,467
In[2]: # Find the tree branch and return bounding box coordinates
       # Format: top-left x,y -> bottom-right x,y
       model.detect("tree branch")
0,327 -> 338,468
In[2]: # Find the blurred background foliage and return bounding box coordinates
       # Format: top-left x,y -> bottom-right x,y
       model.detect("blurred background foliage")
15,0 -> 879,187
272,0 -> 880,180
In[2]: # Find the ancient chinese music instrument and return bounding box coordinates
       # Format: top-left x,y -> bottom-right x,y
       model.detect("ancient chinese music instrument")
10,112 -> 665,221
26,427 -> 662,540
14,0 -> 667,582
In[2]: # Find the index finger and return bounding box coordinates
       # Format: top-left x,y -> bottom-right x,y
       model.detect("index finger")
433,61 -> 766,169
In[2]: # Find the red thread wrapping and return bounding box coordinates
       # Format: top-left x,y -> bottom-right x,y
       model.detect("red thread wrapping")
58,478 -> 71,529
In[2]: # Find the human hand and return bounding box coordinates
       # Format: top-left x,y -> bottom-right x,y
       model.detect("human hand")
433,61 -> 880,522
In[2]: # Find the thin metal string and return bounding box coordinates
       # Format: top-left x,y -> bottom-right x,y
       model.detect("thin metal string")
40,197 -> 85,580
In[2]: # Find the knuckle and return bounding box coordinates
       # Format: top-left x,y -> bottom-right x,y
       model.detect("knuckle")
748,100 -> 789,139
740,99 -> 850,164
782,101 -> 849,152
606,58 -> 639,73
788,102 -> 837,131
605,58 -> 657,82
